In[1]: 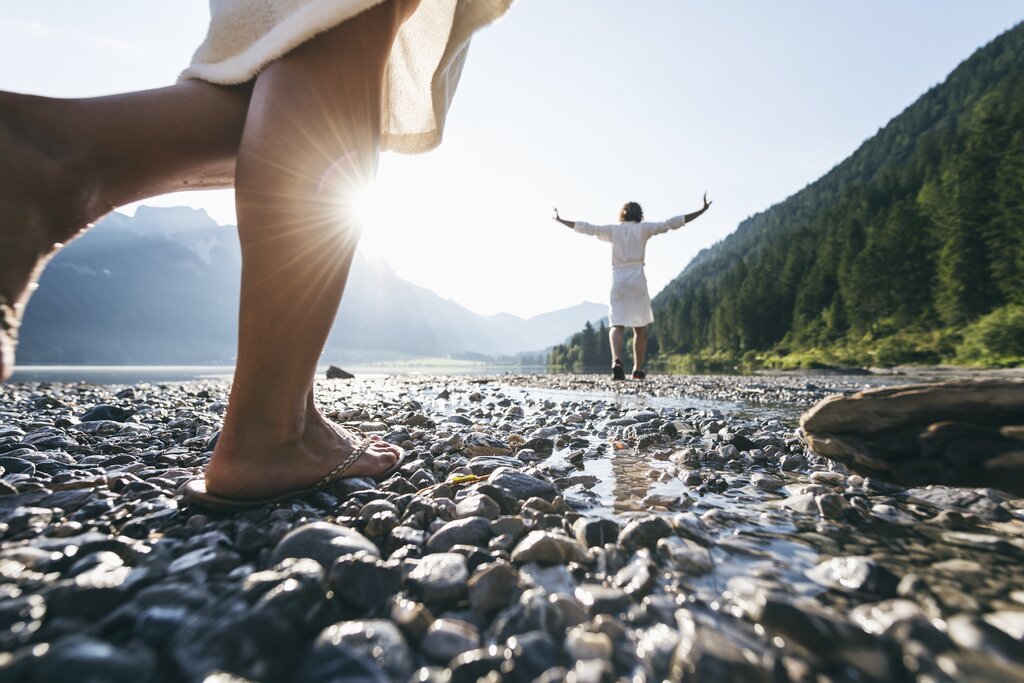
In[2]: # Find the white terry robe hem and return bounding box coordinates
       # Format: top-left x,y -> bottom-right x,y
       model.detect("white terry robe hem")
180,0 -> 514,154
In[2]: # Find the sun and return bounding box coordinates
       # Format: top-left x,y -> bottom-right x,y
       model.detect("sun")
345,180 -> 390,256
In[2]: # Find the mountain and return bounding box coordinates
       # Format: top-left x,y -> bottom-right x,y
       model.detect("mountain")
553,21 -> 1024,369
17,206 -> 605,364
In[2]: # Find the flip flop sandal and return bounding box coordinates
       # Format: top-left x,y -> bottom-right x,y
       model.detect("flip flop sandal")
179,433 -> 405,512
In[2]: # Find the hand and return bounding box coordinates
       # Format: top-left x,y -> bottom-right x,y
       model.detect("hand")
702,192 -> 712,211
553,207 -> 561,222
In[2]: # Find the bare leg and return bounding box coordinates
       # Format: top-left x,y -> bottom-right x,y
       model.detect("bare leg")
0,81 -> 251,379
204,0 -> 419,500
609,325 -> 625,366
632,326 -> 648,373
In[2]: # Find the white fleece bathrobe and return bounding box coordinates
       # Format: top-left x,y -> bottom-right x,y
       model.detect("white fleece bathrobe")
574,215 -> 687,328
181,0 -> 514,154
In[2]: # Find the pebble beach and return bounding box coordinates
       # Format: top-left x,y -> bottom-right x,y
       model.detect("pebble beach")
1,373 -> 1022,682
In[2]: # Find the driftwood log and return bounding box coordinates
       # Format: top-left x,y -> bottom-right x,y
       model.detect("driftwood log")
800,379 -> 1024,496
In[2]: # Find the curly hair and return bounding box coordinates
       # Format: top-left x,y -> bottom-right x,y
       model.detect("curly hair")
619,202 -> 643,223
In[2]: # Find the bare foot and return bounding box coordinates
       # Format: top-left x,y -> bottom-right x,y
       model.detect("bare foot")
0,92 -> 98,380
203,404 -> 402,502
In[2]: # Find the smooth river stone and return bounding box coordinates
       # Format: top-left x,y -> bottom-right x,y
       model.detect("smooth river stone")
565,626 -> 612,660
421,619 -> 481,664
657,536 -> 713,575
468,560 -> 520,614
618,515 -> 674,552
271,522 -> 378,569
805,556 -> 899,598
426,516 -> 492,552
511,530 -> 589,565
305,620 -> 413,682
329,553 -> 403,612
407,553 -> 469,605
462,433 -> 512,457
455,494 -> 501,520
487,467 -> 558,502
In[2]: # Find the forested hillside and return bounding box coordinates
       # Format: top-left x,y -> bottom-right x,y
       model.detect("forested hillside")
552,21 -> 1024,370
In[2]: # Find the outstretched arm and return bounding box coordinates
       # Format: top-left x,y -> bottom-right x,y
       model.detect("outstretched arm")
553,207 -> 575,229
683,192 -> 713,223
645,193 -> 713,238
556,207 -> 613,242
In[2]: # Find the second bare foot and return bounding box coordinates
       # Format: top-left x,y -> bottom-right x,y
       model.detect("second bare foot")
0,92 -> 100,380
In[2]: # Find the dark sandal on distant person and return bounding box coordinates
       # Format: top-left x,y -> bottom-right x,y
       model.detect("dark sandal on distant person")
612,359 -> 626,381
180,431 -> 404,512
632,370 -> 646,380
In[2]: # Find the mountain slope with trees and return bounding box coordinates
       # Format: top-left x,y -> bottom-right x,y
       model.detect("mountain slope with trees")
552,21 -> 1024,370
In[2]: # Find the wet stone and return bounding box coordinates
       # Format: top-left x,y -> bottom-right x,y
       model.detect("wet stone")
80,404 -> 134,422
613,554 -> 656,597
815,492 -> 850,518
657,536 -> 713,575
805,555 -> 899,598
422,618 -> 482,663
305,620 -> 413,682
619,515 -> 673,552
850,598 -> 923,634
487,467 -> 558,502
519,562 -> 578,596
574,584 -> 631,617
6,506 -> 54,534
30,635 -> 156,683
270,521 -> 378,569
566,626 -> 613,660
462,433 -> 512,457
635,623 -> 679,679
391,597 -> 434,642
330,552 -> 402,612
573,517 -> 620,548
672,610 -> 767,683
760,598 -> 906,680
946,613 -> 1024,667
448,646 -> 514,683
408,552 -> 469,605
505,630 -> 564,682
511,530 -> 590,565
455,493 -> 501,520
751,472 -> 784,491
426,516 -> 492,552
0,594 -> 46,650
468,560 -> 520,614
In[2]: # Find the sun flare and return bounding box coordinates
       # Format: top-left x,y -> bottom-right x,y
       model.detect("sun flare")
344,180 -> 391,256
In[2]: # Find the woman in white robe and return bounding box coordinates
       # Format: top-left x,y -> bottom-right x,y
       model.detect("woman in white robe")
555,196 -> 712,379
0,0 -> 513,508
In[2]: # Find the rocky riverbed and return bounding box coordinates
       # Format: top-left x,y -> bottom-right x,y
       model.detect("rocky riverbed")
1,374 -> 1022,682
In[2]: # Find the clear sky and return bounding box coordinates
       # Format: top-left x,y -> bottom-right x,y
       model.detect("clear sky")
2,2 -> 1022,318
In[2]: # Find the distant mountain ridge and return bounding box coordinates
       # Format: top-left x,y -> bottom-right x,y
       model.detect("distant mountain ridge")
18,206 -> 605,364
